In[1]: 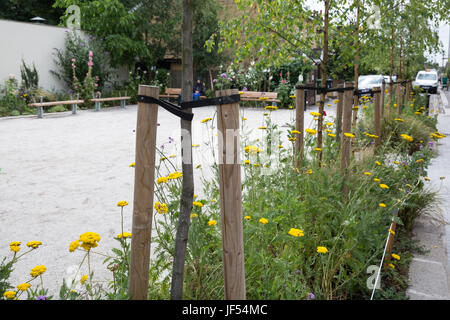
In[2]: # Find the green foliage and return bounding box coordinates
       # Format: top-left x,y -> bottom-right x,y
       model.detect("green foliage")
20,60 -> 39,92
51,32 -> 111,94
0,0 -> 64,25
0,76 -> 30,117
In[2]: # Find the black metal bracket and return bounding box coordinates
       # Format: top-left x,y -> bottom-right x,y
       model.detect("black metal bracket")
137,95 -> 193,121
180,94 -> 240,109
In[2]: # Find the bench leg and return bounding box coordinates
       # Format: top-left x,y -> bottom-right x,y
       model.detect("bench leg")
120,100 -> 126,109
72,104 -> 77,114
95,101 -> 101,111
37,106 -> 43,118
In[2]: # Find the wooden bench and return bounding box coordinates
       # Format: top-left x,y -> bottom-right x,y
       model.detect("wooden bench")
28,97 -> 84,118
159,88 -> 206,100
90,94 -> 131,111
238,91 -> 280,104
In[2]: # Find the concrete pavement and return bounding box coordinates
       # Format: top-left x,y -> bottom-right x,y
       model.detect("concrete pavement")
406,87 -> 450,300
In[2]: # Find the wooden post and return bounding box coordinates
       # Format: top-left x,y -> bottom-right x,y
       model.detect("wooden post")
384,212 -> 398,270
340,82 -> 354,197
37,96 -> 43,118
396,82 -> 401,115
216,88 -> 246,300
380,80 -> 386,120
335,83 -> 344,143
388,82 -> 393,120
128,85 -> 159,300
373,87 -> 381,148
295,85 -> 305,168
404,80 -> 410,108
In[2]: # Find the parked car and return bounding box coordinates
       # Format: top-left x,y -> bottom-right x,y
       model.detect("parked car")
413,70 -> 438,94
358,75 -> 384,96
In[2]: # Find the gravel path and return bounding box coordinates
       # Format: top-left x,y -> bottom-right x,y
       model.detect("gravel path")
0,101 -> 334,298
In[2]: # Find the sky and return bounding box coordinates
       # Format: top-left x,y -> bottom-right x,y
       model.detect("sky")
304,0 -> 450,67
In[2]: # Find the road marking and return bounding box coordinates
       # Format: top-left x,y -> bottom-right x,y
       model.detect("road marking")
406,289 -> 449,300
412,257 -> 443,265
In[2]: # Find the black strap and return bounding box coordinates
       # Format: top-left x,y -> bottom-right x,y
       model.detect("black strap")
180,94 -> 240,109
137,95 -> 193,121
296,86 -> 353,93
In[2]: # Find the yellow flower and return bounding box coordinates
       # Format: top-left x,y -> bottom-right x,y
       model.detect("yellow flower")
192,144 -> 200,147
9,241 -> 21,253
317,246 -> 328,254
242,117 -> 247,121
305,169 -> 313,174
258,126 -> 267,130
80,275 -> 88,285
328,133 -> 336,138
391,254 -> 400,260
363,172 -> 372,176
424,177 -> 430,181
244,216 -> 251,220
208,220 -> 217,226
289,95 -> 296,98
416,159 -> 424,163
379,184 -> 389,189
117,201 -> 128,207
314,148 -> 322,151
305,128 -> 317,135
259,218 -> 269,224
325,122 -> 334,126
167,171 -> 183,180
17,283 -> 31,291
388,263 -> 395,269
288,105 -> 293,109
388,229 -> 395,235
288,228 -> 304,237
69,240 -> 80,252
244,145 -> 261,154
201,117 -> 212,123
3,291 -> 16,299
373,178 -> 381,182
129,162 -> 135,167
78,232 -> 101,251
344,133 -> 355,138
394,118 -> 404,122
169,154 -> 176,158
117,232 -> 132,239
278,145 -> 283,148
196,164 -> 201,169
288,137 -> 297,141
310,112 -> 321,117
154,202 -> 169,214
190,213 -> 198,219
375,161 -> 381,166
379,203 -> 386,208
244,160 -> 250,164
291,130 -> 301,134
30,265 -> 47,278
265,105 -> 278,110
193,201 -> 203,207
400,134 -> 413,142
26,241 -> 42,249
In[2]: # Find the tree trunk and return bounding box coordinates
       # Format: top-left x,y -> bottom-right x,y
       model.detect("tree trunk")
170,0 -> 194,300
318,0 -> 330,166
352,1 -> 360,131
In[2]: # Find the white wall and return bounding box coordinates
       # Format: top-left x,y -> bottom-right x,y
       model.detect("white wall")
0,19 -> 129,94
0,19 -> 72,93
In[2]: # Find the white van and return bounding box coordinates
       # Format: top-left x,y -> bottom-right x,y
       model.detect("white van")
413,70 -> 438,94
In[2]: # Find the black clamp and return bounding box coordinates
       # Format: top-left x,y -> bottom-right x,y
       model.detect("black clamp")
180,94 -> 240,109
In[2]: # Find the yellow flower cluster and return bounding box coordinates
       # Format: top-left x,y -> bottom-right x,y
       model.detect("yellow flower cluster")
305,128 -> 317,135
30,265 -> 47,278
117,201 -> 128,207
117,232 -> 132,239
317,246 -> 328,254
80,274 -> 88,285
400,134 -> 413,142
69,240 -> 80,252
78,232 -> 101,251
154,202 -> 168,214
208,220 -> 217,226
394,118 -> 404,122
291,130 -> 301,134
259,218 -> 269,224
17,283 -> 31,291
265,105 -> 278,110
3,291 -> 16,299
9,241 -> 21,253
157,171 -> 183,184
363,132 -> 379,139
201,118 -> 212,123
129,162 -> 135,167
193,201 -> 203,208
430,132 -> 446,139
310,112 -> 321,117
190,213 -> 198,219
244,145 -> 261,154
379,184 -> 389,189
288,228 -> 304,237
344,133 -> 355,138
26,241 -> 42,249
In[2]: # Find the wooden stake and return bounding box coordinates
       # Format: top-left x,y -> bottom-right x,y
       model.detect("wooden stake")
373,87 -> 381,148
340,82 -> 354,173
335,83 -> 344,143
396,82 -> 402,115
216,88 -> 246,300
128,85 -> 159,300
295,86 -> 305,168
380,80 -> 386,121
